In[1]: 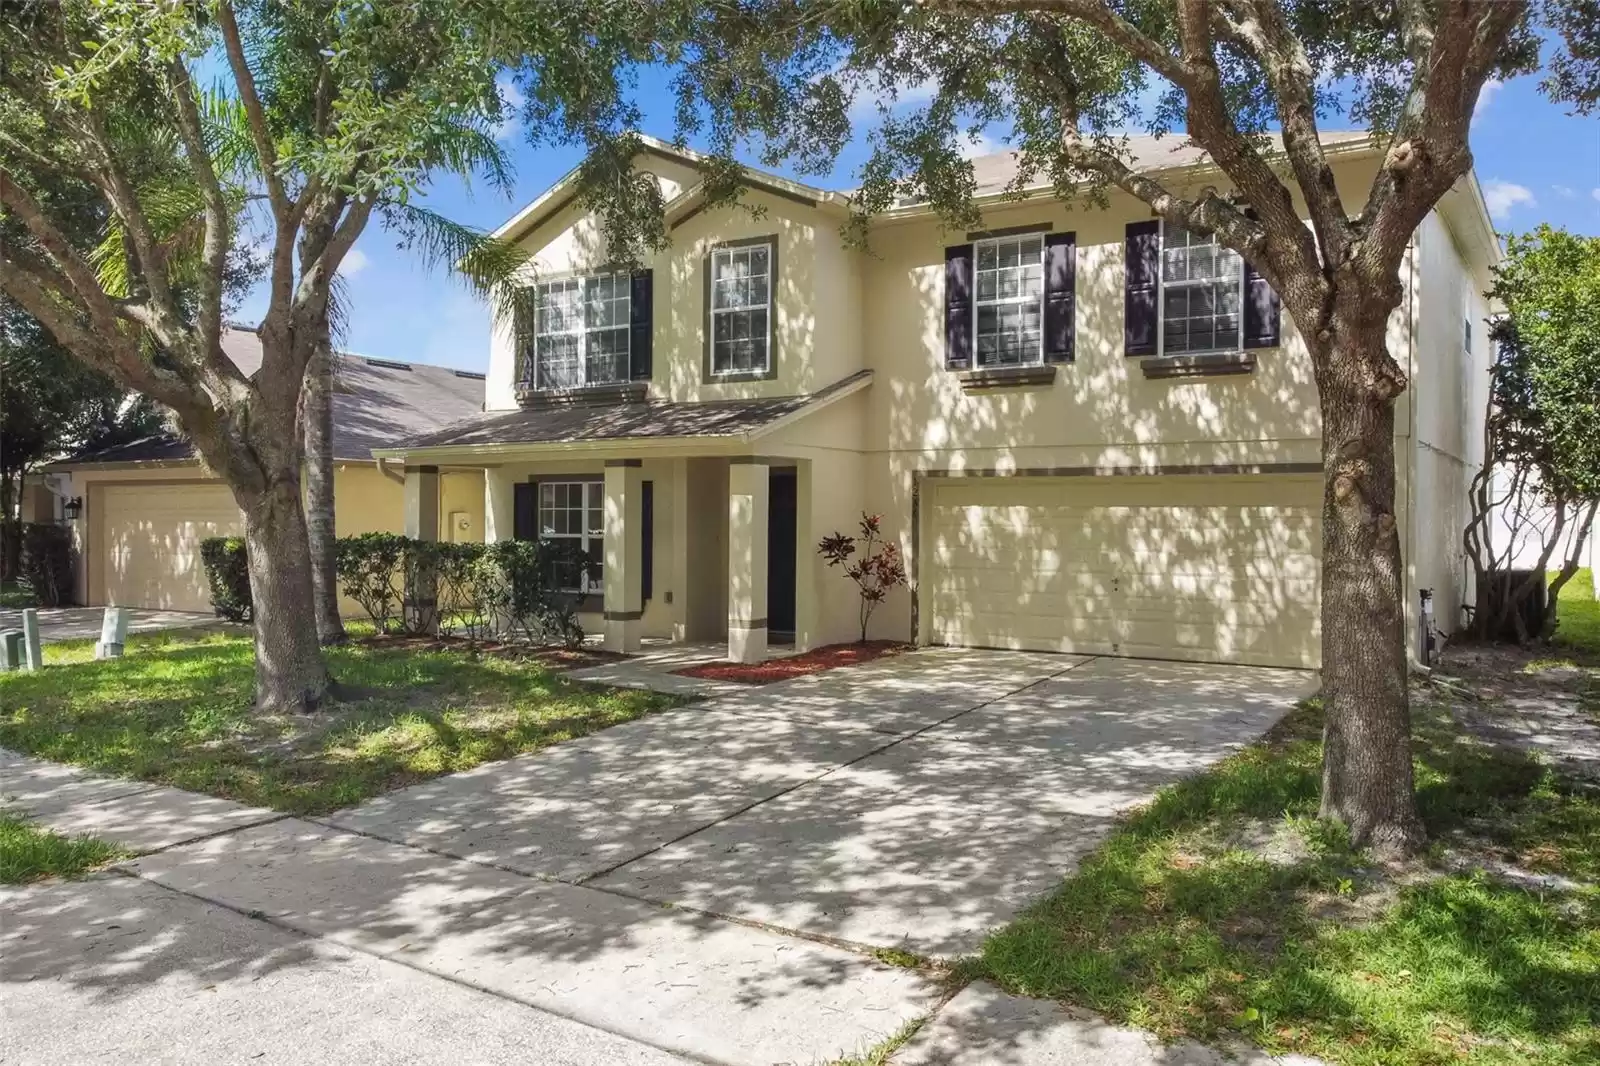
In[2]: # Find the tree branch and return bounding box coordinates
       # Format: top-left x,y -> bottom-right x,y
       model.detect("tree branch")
0,169 -> 124,339
943,0 -> 1195,89
216,0 -> 289,221
165,57 -> 235,380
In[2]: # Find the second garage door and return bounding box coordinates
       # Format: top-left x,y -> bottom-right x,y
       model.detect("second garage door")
925,475 -> 1322,668
97,482 -> 243,612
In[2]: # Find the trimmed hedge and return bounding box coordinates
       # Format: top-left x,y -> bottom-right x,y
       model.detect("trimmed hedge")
18,523 -> 73,607
199,536 -> 252,622
202,534 -> 586,647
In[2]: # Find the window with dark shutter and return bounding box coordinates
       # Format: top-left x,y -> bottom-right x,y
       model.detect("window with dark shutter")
944,244 -> 974,369
513,482 -> 536,541
1124,220 -> 1160,357
1043,232 -> 1076,363
630,270 -> 653,379
641,480 -> 654,601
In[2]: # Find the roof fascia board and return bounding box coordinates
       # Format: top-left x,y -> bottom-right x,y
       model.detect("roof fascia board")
748,370 -> 874,440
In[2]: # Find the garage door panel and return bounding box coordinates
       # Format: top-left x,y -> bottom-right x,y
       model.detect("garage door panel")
927,476 -> 1322,668
99,483 -> 243,613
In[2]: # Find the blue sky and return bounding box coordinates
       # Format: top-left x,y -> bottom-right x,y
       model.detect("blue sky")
236,65 -> 1600,374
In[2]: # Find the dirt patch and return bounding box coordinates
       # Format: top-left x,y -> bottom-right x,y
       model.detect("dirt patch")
1433,641 -> 1600,782
356,633 -> 625,670
672,640 -> 909,684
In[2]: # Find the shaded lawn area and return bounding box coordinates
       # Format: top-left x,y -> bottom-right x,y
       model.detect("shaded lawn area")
0,816 -> 124,884
968,696 -> 1600,1066
0,629 -> 687,817
0,580 -> 37,608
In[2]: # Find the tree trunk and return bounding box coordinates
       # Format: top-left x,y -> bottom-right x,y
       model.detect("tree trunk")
238,471 -> 331,711
1316,302 -> 1426,859
303,336 -> 346,645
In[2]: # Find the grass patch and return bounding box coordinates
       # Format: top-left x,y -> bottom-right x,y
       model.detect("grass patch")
1553,568 -> 1599,658
0,580 -> 37,609
0,628 -> 687,816
0,816 -> 124,884
825,1017 -> 928,1066
972,699 -> 1600,1066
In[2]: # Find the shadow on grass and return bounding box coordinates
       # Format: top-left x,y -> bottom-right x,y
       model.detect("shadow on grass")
971,700 -> 1600,1066
0,629 -> 686,816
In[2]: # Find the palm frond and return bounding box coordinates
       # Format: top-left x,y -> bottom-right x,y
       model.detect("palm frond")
426,120 -> 515,196
376,199 -> 531,324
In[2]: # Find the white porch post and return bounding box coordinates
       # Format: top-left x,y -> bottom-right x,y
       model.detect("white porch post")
603,459 -> 644,653
484,466 -> 516,543
728,458 -> 769,663
403,465 -> 441,633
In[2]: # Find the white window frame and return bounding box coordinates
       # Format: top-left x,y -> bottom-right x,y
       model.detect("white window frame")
537,480 -> 604,594
971,233 -> 1046,367
708,240 -> 775,377
531,273 -> 631,391
1156,221 -> 1246,358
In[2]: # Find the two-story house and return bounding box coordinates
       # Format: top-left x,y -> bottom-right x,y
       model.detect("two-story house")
379,132 -> 1498,668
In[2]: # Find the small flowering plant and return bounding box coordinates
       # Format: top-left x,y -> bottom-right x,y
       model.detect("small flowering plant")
817,512 -> 908,642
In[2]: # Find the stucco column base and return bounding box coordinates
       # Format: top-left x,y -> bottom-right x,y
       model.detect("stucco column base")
603,461 -> 644,655
727,459 -> 770,665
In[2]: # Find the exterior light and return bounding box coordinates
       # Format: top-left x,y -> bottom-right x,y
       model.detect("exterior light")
62,496 -> 83,521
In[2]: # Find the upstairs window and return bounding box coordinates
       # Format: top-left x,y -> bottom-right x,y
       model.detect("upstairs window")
709,240 -> 774,376
1160,223 -> 1244,355
974,234 -> 1045,366
532,274 -> 630,390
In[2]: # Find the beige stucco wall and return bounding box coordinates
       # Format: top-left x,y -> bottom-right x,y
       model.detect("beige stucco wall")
64,462 -> 484,612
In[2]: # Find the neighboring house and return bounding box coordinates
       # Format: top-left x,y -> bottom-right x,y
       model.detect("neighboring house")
372,132 -> 1498,668
48,326 -> 487,613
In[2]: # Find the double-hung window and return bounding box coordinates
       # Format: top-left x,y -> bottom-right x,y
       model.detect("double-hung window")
1159,223 -> 1244,355
973,234 -> 1045,366
709,240 -> 773,375
532,273 -> 630,390
538,481 -> 603,594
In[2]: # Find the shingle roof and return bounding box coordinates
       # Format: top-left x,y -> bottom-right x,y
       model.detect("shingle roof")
390,369 -> 874,452
963,131 -> 1374,199
60,327 -> 486,466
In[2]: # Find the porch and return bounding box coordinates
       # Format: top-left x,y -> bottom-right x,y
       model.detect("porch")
375,375 -> 873,664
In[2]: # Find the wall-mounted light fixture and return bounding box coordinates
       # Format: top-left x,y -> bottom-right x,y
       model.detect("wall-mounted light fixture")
62,496 -> 83,521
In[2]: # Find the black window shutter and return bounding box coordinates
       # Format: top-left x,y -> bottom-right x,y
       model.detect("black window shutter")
513,482 -> 536,541
1043,231 -> 1076,363
1242,257 -> 1280,349
944,244 -> 974,369
1124,220 -> 1160,357
629,269 -> 653,380
641,480 -> 654,601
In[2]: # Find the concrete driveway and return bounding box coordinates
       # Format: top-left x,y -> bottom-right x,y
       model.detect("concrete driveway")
322,649 -> 1317,956
0,605 -> 219,643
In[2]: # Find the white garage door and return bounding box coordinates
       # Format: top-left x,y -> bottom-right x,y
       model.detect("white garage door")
926,475 -> 1322,668
98,483 -> 243,612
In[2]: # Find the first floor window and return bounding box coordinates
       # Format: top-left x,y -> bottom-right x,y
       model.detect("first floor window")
709,240 -> 773,375
1160,223 -> 1243,355
532,273 -> 630,390
974,234 -> 1044,366
538,481 -> 603,593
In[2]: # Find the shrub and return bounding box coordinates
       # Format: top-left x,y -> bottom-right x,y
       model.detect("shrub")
19,523 -> 74,607
335,533 -> 407,633
818,513 -> 907,642
199,536 -> 251,622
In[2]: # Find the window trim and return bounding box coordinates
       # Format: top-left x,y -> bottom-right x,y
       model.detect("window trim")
535,477 -> 605,596
1156,220 -> 1247,359
971,232 -> 1047,368
526,270 -> 632,392
702,234 -> 780,382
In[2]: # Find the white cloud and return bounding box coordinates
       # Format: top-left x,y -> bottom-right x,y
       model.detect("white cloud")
1593,187 -> 1600,203
1553,184 -> 1575,198
1472,78 -> 1502,122
1482,179 -> 1535,221
336,248 -> 369,278
957,131 -> 1004,160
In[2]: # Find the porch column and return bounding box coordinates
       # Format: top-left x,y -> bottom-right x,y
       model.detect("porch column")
403,465 -> 440,633
484,466 -> 516,543
727,458 -> 769,663
603,459 -> 644,653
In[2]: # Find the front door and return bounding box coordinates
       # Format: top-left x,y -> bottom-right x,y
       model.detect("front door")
767,468 -> 798,638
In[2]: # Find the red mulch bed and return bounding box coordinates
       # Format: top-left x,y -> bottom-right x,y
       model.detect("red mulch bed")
672,640 -> 909,684
358,633 -> 626,669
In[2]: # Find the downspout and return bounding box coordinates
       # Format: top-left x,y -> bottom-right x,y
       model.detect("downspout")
377,457 -> 405,485
1404,234 -> 1421,668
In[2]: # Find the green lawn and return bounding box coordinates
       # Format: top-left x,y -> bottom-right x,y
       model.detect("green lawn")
1553,568 -> 1599,657
0,580 -> 37,608
0,816 -> 124,884
0,629 -> 686,816
969,699 -> 1600,1066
